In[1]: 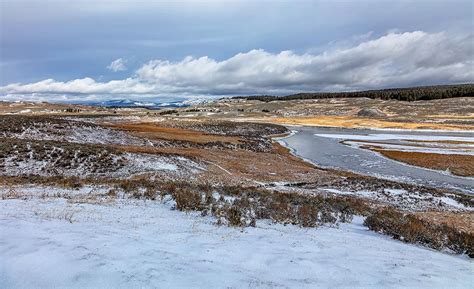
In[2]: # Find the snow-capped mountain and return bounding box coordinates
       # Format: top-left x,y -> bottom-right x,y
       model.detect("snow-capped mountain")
86,99 -> 190,109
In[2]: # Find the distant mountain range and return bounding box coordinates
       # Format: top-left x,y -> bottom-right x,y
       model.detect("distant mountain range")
85,99 -> 190,109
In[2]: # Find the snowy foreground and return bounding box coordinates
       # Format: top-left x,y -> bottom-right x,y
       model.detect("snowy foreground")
1,199 -> 472,289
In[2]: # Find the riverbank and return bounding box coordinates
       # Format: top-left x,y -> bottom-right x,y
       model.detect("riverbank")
277,126 -> 474,193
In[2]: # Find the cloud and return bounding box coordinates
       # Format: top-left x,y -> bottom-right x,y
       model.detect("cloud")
136,31 -> 472,94
2,78 -> 152,94
1,31 -> 472,102
107,58 -> 127,72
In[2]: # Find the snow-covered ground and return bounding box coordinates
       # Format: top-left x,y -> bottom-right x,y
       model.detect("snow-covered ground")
9,124 -> 149,147
344,141 -> 474,156
315,133 -> 474,142
1,198 -> 472,289
2,151 -> 205,179
320,188 -> 471,211
316,133 -> 474,155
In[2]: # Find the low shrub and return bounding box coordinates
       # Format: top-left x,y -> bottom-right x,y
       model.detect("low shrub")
112,179 -> 368,228
159,109 -> 177,115
166,184 -> 370,228
364,208 -> 474,257
119,179 -> 141,193
173,187 -> 203,211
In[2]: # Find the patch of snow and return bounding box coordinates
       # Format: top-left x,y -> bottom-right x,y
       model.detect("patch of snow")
321,188 -> 471,212
271,129 -> 298,140
315,133 -> 474,142
2,149 -> 204,180
212,192 -> 236,202
323,188 -> 354,195
345,141 -> 474,156
0,198 -> 472,288
323,188 -> 375,198
124,153 -> 178,171
385,189 -> 406,195
66,126 -> 148,146
4,122 -> 148,147
435,196 -> 467,210
118,153 -> 206,178
0,185 -> 113,200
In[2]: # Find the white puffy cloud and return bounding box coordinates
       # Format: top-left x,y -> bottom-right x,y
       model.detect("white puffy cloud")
136,31 -> 473,94
107,58 -> 127,72
1,31 -> 472,102
1,78 -> 153,94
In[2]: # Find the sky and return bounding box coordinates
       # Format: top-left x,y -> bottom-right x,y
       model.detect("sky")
0,0 -> 473,103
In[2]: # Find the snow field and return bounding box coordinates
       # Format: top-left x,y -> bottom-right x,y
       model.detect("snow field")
1,197 -> 472,289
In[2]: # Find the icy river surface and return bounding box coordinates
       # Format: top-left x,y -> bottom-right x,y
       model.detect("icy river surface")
279,126 -> 474,193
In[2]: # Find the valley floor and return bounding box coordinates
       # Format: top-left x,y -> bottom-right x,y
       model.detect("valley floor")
1,198 -> 472,289
0,100 -> 473,288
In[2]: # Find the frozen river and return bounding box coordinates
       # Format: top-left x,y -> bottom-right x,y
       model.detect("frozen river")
279,126 -> 474,193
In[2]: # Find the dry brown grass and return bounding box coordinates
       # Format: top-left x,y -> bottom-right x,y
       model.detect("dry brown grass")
416,211 -> 474,234
67,195 -> 115,205
365,207 -> 474,257
0,137 -> 126,176
195,143 -> 329,183
426,114 -> 474,120
250,116 -> 474,130
118,180 -> 371,228
195,97 -> 474,129
372,149 -> 474,177
1,187 -> 26,200
2,174 -> 472,255
113,141 -> 327,184
108,122 -> 243,144
0,175 -> 87,189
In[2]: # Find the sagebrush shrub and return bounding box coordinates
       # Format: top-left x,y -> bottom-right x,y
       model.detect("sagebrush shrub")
365,208 -> 474,257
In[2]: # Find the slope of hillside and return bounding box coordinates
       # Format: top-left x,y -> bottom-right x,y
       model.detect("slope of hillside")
1,198 -> 472,289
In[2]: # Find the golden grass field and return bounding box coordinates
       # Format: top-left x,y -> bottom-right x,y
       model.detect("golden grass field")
257,116 -> 474,131
372,149 -> 474,177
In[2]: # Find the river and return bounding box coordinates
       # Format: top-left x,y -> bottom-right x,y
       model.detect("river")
278,126 -> 474,193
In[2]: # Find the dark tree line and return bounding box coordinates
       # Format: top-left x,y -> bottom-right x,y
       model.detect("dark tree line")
233,84 -> 474,102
